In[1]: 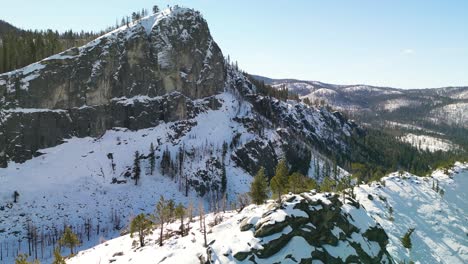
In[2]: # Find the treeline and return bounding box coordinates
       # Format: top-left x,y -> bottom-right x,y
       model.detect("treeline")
0,29 -> 107,74
247,74 -> 300,101
347,128 -> 468,182
249,160 -> 354,206
0,4 -> 162,75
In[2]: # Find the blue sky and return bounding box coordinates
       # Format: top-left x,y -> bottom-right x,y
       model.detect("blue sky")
2,0 -> 467,88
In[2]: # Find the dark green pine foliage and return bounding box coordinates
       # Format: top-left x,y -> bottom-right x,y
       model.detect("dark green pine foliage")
0,27 -> 107,74
59,226 -> 80,255
221,162 -> 227,194
130,213 -> 153,247
149,143 -> 156,175
270,159 -> 289,202
249,167 -> 269,205
133,151 -> 141,185
152,5 -> 160,14
401,228 -> 415,250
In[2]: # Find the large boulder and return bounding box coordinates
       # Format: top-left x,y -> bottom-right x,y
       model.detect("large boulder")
232,192 -> 394,263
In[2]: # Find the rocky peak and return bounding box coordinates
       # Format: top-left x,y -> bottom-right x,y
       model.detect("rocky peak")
0,6 -> 224,110
0,6 -> 225,167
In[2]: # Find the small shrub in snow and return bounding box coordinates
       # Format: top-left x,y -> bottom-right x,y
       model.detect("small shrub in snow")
401,228 -> 415,250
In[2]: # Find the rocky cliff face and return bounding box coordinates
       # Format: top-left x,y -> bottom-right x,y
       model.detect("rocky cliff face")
232,192 -> 393,263
0,7 -> 225,166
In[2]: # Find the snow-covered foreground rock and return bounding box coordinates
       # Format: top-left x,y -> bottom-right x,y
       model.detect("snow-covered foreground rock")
68,164 -> 468,264
69,192 -> 392,264
355,163 -> 468,264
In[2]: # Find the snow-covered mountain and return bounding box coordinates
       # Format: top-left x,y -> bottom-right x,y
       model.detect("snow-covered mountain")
67,163 -> 468,264
1,5 -> 466,264
0,6 -> 365,263
252,75 -> 468,151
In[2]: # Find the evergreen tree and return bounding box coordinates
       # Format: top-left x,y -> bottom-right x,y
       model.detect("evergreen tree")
152,5 -> 160,14
275,159 -> 289,187
401,228 -> 415,250
305,177 -> 319,191
52,247 -> 66,264
320,177 -> 334,192
15,254 -> 40,264
130,213 -> 153,247
167,199 -> 175,222
149,143 -> 156,175
249,167 -> 269,205
270,176 -> 282,202
175,203 -> 186,236
332,159 -> 339,181
221,162 -> 227,194
59,226 -> 80,255
155,195 -> 170,246
270,160 -> 289,202
133,151 -> 141,185
288,172 -> 303,194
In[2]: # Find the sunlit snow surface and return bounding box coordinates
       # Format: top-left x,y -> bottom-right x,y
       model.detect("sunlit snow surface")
355,163 -> 468,264
399,133 -> 458,152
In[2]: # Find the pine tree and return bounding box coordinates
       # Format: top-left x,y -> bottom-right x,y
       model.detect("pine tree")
199,201 -> 207,247
221,162 -> 227,194
133,151 -> 141,185
249,167 -> 269,205
401,228 -> 415,250
275,159 -> 289,187
288,172 -> 303,194
155,195 -> 170,246
130,213 -> 153,247
52,247 -> 66,264
149,143 -> 156,175
175,203 -> 186,236
333,159 -> 339,181
167,199 -> 175,222
270,176 -> 283,202
270,160 -> 289,201
15,254 -> 40,264
59,226 -> 80,255
320,177 -> 334,192
305,177 -> 319,192
152,5 -> 160,14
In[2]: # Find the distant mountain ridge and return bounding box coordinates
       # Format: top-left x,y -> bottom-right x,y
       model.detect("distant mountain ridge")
251,74 -> 468,94
252,74 -> 468,151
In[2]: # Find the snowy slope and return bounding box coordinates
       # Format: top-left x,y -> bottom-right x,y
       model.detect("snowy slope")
398,133 -> 458,152
355,163 -> 468,264
0,82 -> 353,263
68,192 -> 392,264
0,92 -> 252,261
67,164 -> 468,264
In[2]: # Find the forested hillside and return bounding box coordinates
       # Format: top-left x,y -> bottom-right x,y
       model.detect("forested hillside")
0,7 -> 155,74
0,25 -> 103,74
